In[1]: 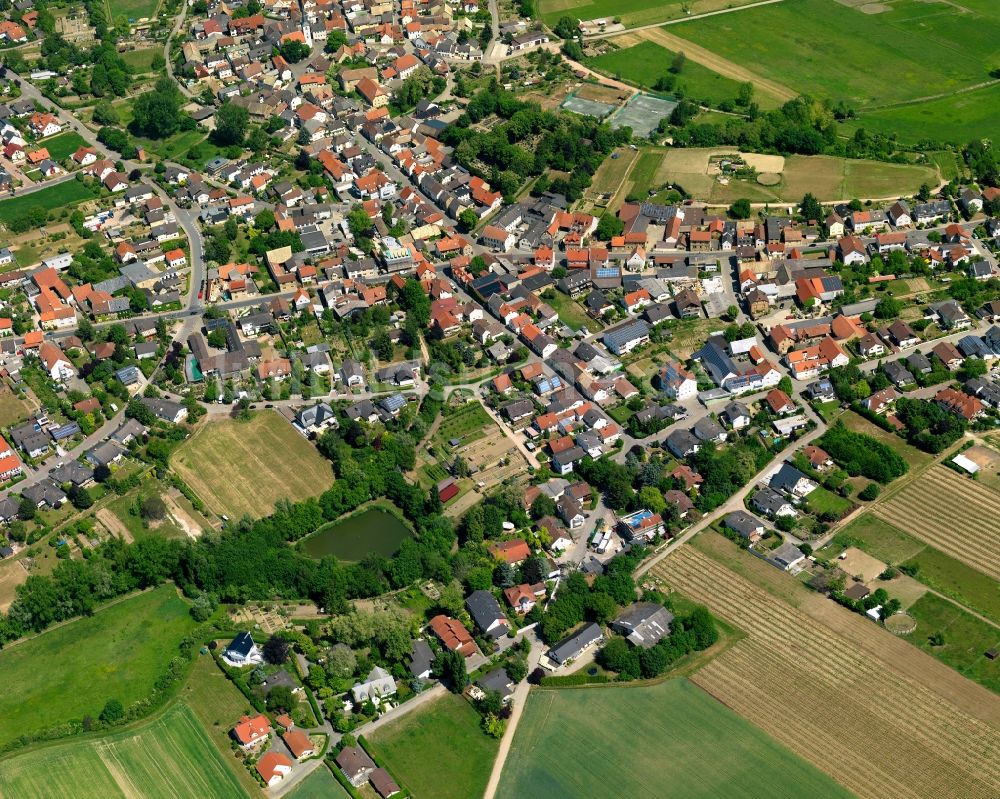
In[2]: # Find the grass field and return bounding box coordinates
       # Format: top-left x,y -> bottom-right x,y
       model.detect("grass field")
0,388 -> 30,426
0,556 -> 27,612
107,0 -> 159,21
907,593 -> 1000,695
171,411 -> 334,519
179,654 -> 262,796
621,147 -> 935,204
587,40 -> 760,108
287,766 -> 351,799
653,546 -> 1000,799
120,48 -> 161,72
804,486 -> 854,519
668,0 -> 1000,143
0,703 -> 247,799
40,131 -> 89,161
366,693 -> 498,799
0,180 -> 97,226
497,679 -> 853,799
539,0 -> 755,29
0,586 -> 196,750
545,289 -> 603,333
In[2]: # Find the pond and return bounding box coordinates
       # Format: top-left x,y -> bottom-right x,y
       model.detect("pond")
301,507 -> 413,562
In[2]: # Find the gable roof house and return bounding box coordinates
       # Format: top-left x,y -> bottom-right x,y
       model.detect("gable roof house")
611,602 -> 674,648
466,589 -> 510,640
223,632 -> 263,667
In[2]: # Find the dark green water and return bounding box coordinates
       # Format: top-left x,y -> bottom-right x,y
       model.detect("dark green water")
301,508 -> 412,561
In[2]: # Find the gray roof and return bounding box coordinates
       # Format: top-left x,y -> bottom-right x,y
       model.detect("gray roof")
603,319 -> 649,351
769,462 -> 811,494
548,622 -> 603,665
477,667 -> 514,699
465,590 -> 508,639
753,486 -> 791,515
611,602 -> 673,648
409,639 -> 434,678
724,510 -> 766,538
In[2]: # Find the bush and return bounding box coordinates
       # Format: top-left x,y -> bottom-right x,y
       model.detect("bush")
817,423 -> 907,484
858,482 -> 880,501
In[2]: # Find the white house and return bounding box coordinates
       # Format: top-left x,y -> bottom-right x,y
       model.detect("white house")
39,341 -> 75,382
657,359 -> 697,400
351,666 -> 397,707
222,632 -> 263,667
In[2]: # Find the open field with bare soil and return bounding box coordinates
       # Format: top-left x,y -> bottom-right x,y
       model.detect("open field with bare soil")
874,466 -> 1000,581
651,543 -> 1000,799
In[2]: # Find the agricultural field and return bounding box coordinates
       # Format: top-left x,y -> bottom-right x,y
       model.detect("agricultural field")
539,0 -> 756,30
652,546 -> 1000,799
171,411 -> 334,519
433,400 -> 494,449
40,131 -> 89,161
873,466 -> 1000,582
0,703 -> 247,799
0,585 -> 196,750
833,510 -> 1000,625
667,0 -> 1000,143
497,679 -> 853,799
0,180 -> 98,226
905,593 -> 1000,695
587,39 -> 783,109
366,692 -> 498,799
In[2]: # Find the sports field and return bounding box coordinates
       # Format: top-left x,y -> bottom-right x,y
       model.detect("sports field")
652,546 -> 1000,799
0,180 -> 97,226
0,703 -> 247,799
667,0 -> 1000,142
171,411 -> 334,519
621,147 -> 935,204
107,0 -> 159,22
0,586 -> 196,750
497,679 -> 853,798
366,692 -> 498,799
539,0 -> 756,29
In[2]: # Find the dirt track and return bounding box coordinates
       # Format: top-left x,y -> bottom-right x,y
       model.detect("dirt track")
616,28 -> 797,104
96,507 -> 134,543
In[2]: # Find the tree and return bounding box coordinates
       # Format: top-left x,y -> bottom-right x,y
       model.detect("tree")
433,648 -> 468,692
266,684 -> 296,712
458,208 -> 478,232
93,101 -> 119,126
130,76 -> 185,139
799,192 -> 822,222
736,82 -> 754,107
213,102 -> 249,146
190,591 -> 217,622
858,482 -> 880,501
728,198 -> 752,219
874,296 -> 902,320
595,213 -> 624,240
669,51 -> 686,74
140,495 -> 167,521
263,634 -> 291,665
18,495 -> 36,521
530,494 -> 556,520
68,485 -> 93,510
326,643 -> 357,679
99,699 -> 124,724
279,40 -> 311,63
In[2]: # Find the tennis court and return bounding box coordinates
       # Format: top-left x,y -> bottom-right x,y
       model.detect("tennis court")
561,93 -> 616,119
612,94 -> 677,138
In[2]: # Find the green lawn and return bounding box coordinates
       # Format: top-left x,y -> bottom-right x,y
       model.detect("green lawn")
545,289 -> 603,333
497,679 -> 854,798
41,131 -> 89,161
587,40 -> 781,109
829,514 -> 924,564
108,0 -> 159,21
0,180 -> 97,225
906,593 -> 1000,695
0,585 -> 196,749
668,0 -> 1000,143
0,703 -> 247,799
120,48 -> 161,73
287,766 -> 351,799
366,692 -> 498,799
804,486 -> 853,519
